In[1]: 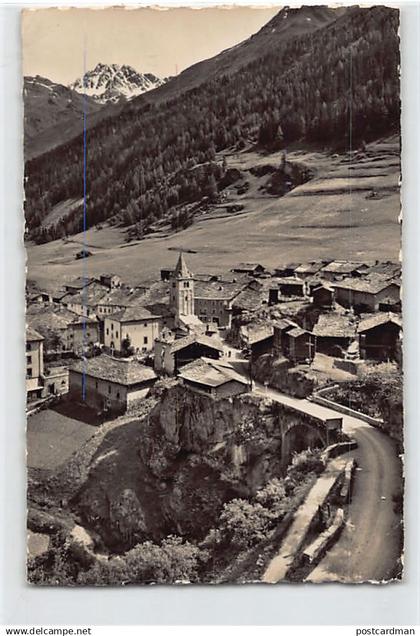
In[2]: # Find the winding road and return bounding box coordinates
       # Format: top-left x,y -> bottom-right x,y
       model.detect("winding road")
229,354 -> 403,582
307,413 -> 402,583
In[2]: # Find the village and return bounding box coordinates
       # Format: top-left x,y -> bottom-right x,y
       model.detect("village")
26,253 -> 402,443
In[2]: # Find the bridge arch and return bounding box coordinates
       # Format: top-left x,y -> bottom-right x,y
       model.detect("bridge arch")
280,419 -> 326,471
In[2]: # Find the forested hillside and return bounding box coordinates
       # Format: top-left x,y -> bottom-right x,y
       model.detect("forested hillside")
24,6 -> 400,244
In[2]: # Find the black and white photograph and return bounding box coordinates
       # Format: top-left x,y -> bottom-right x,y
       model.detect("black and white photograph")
23,4 -> 403,586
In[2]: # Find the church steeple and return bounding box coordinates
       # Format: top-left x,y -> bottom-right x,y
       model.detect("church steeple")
174,251 -> 192,279
170,252 -> 195,326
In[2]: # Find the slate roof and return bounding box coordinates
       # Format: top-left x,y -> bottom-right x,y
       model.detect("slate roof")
312,282 -> 334,292
64,276 -> 97,290
357,313 -> 402,333
232,262 -> 265,272
312,314 -> 356,338
137,281 -> 170,306
97,287 -> 146,308
108,307 -> 159,323
320,261 -> 364,275
274,318 -> 298,332
26,326 -> 44,341
294,261 -> 326,276
169,333 -> 224,354
276,277 -> 305,285
70,355 -> 157,386
333,276 -> 400,295
178,358 -> 248,388
194,280 -> 246,300
232,287 -> 264,312
27,305 -> 98,331
287,326 -> 310,339
61,282 -> 109,307
245,323 -> 275,345
364,261 -> 401,279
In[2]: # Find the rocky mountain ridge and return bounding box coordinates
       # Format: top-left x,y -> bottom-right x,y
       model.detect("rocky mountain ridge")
70,63 -> 167,103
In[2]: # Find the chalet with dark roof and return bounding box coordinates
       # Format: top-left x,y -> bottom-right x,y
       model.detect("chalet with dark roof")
313,314 -> 357,357
357,313 -> 402,361
178,357 -> 249,399
231,262 -> 265,276
312,283 -> 335,308
320,261 -> 365,281
277,276 -> 306,298
154,331 -> 224,376
273,319 -> 314,362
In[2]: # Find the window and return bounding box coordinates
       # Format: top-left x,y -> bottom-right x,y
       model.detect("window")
106,328 -> 109,336
116,391 -> 120,399
26,368 -> 32,378
108,385 -> 111,394
111,323 -> 114,331
116,332 -> 119,339
184,282 -> 189,288
143,336 -> 148,345
144,322 -> 148,327
26,342 -> 31,352
26,354 -> 32,364
95,381 -> 98,389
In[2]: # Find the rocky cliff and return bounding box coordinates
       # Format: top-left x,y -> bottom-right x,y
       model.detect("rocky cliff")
39,384 -> 326,553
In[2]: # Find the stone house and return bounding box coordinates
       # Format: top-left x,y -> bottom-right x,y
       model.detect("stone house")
61,282 -> 109,318
357,313 -> 402,361
333,277 -> 401,313
104,307 -> 161,354
26,327 -> 44,401
96,287 -> 146,319
194,280 -> 246,328
69,355 -> 157,414
27,304 -> 99,354
43,365 -> 69,396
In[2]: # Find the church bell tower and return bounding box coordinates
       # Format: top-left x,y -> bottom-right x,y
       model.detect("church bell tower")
171,252 -> 195,325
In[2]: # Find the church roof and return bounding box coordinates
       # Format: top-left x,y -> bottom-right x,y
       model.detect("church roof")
174,252 -> 192,278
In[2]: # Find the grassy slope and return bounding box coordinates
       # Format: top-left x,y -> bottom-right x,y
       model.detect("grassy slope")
26,136 -> 401,293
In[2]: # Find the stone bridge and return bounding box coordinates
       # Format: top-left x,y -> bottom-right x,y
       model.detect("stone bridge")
256,388 -> 343,470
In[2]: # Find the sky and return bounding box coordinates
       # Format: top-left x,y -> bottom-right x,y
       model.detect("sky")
22,6 -> 281,85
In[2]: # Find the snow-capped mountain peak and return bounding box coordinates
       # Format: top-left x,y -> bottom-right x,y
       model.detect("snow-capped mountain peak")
70,63 -> 166,103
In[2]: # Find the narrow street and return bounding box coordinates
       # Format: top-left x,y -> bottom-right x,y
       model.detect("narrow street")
226,348 -> 403,582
